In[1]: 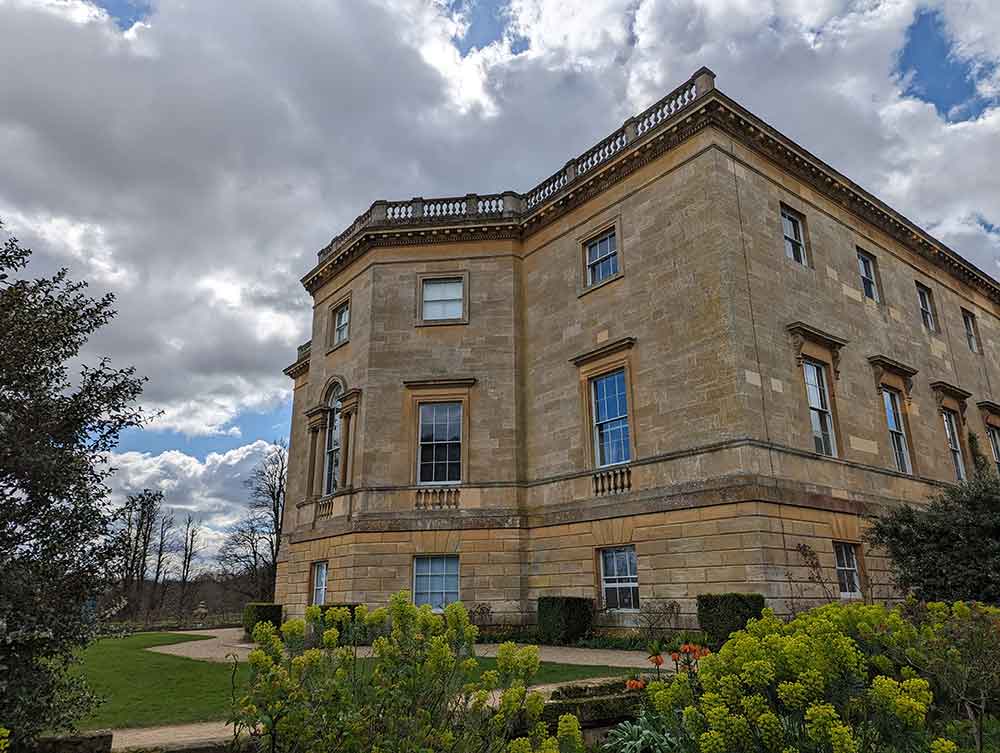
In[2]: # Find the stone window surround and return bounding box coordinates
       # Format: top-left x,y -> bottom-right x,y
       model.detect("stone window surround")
309,560 -> 328,606
416,270 -> 470,326
779,202 -> 812,268
787,322 -> 847,459
981,401 -> 1000,474
596,544 -> 639,612
961,308 -> 982,354
915,281 -> 939,333
931,380 -> 972,480
833,541 -> 865,600
571,337 -> 638,471
403,378 -> 475,485
305,381 -> 362,502
412,554 -> 460,612
868,355 -> 919,476
577,213 -> 624,297
326,290 -> 351,354
856,247 -> 884,304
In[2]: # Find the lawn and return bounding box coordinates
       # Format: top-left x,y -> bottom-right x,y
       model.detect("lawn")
78,632 -> 631,729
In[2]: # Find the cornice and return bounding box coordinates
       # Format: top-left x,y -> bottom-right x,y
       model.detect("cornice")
403,377 -> 477,389
283,357 -> 309,379
570,336 -> 637,367
300,72 -> 1000,309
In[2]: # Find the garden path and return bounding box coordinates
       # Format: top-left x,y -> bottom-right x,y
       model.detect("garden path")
147,627 -> 651,668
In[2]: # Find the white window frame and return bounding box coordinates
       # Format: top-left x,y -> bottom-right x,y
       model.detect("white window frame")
599,545 -> 639,611
803,360 -> 837,457
833,542 -> 861,599
882,388 -> 911,474
987,425 -> 1000,477
857,250 -> 879,302
417,401 -> 462,485
942,409 -> 966,481
332,301 -> 350,345
421,277 -> 465,322
311,561 -> 328,606
590,369 -> 631,468
781,208 -> 806,265
917,284 -> 936,331
323,387 -> 343,496
412,555 -> 459,612
962,310 -> 980,353
585,229 -> 619,287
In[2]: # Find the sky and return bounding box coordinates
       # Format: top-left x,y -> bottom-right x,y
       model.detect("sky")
2,0 -> 999,552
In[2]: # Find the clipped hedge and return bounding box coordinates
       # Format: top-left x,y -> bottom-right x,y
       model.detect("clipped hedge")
537,596 -> 594,645
243,602 -> 283,638
696,592 -> 765,648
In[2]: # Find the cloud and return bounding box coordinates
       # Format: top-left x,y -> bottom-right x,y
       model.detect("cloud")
1,0 -> 999,522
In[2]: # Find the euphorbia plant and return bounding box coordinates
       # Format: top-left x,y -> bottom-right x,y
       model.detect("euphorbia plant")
231,591 -> 585,753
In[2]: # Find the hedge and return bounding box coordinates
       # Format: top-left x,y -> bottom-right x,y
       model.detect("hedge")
536,596 -> 594,644
696,592 -> 765,648
243,602 -> 283,638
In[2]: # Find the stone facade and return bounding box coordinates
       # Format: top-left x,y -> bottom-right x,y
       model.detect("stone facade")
275,68 -> 1000,626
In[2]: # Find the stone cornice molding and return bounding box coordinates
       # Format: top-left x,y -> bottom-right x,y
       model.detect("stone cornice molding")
786,321 -> 849,379
867,355 -> 918,401
403,377 -> 477,390
977,399 -> 1000,427
930,380 -> 973,418
299,68 -> 1000,309
570,337 -> 637,368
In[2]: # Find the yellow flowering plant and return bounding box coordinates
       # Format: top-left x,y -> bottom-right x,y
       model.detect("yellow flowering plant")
231,591 -> 584,753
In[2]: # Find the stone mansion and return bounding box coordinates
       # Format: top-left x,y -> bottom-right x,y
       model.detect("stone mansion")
274,68 -> 1000,625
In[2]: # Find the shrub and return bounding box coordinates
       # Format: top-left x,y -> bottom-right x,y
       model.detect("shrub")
232,592 -> 586,753
696,593 -> 764,648
536,597 -> 594,645
242,602 -> 282,638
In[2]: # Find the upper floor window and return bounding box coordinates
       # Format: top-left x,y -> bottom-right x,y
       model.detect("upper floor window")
856,250 -> 880,302
591,369 -> 631,467
324,387 -> 343,495
585,229 -> 619,286
781,207 -> 807,265
413,555 -> 459,611
833,542 -> 861,599
332,301 -> 350,346
418,402 -> 462,484
422,277 -> 464,322
599,545 -> 639,610
962,309 -> 980,353
916,283 -> 937,332
942,409 -> 966,481
311,561 -> 328,606
882,388 -> 911,474
987,425 -> 1000,477
803,360 -> 837,457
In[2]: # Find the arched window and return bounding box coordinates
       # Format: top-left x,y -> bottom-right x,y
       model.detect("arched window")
323,385 -> 343,495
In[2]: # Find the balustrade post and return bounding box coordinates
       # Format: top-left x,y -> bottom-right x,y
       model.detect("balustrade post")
623,117 -> 637,143
501,191 -> 523,218
411,197 -> 424,218
693,67 -> 716,97
465,193 -> 478,215
564,159 -> 577,183
370,200 -> 387,223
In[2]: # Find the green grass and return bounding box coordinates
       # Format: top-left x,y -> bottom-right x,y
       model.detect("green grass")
78,632 -> 249,730
77,632 -> 631,730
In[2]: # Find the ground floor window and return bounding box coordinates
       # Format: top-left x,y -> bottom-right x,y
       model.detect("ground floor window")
599,545 -> 639,610
311,561 -> 328,606
833,542 -> 861,599
413,555 -> 459,611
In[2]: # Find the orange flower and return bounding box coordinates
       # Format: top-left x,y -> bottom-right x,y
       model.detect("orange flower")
670,651 -> 680,662
649,654 -> 664,667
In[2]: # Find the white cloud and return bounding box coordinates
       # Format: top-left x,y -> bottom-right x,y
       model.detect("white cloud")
2,0 -> 999,518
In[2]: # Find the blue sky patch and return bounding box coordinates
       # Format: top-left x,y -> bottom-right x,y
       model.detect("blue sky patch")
897,9 -> 991,121
116,401 -> 291,461
93,0 -> 151,30
450,0 -> 526,56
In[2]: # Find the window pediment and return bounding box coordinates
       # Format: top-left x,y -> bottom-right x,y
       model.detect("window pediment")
868,355 -> 918,401
786,322 -> 849,379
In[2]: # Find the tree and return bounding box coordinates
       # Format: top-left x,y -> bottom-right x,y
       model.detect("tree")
246,440 -> 287,596
0,223 -> 147,746
220,440 -> 287,601
867,470 -> 1000,604
112,489 -> 165,619
177,513 -> 203,620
